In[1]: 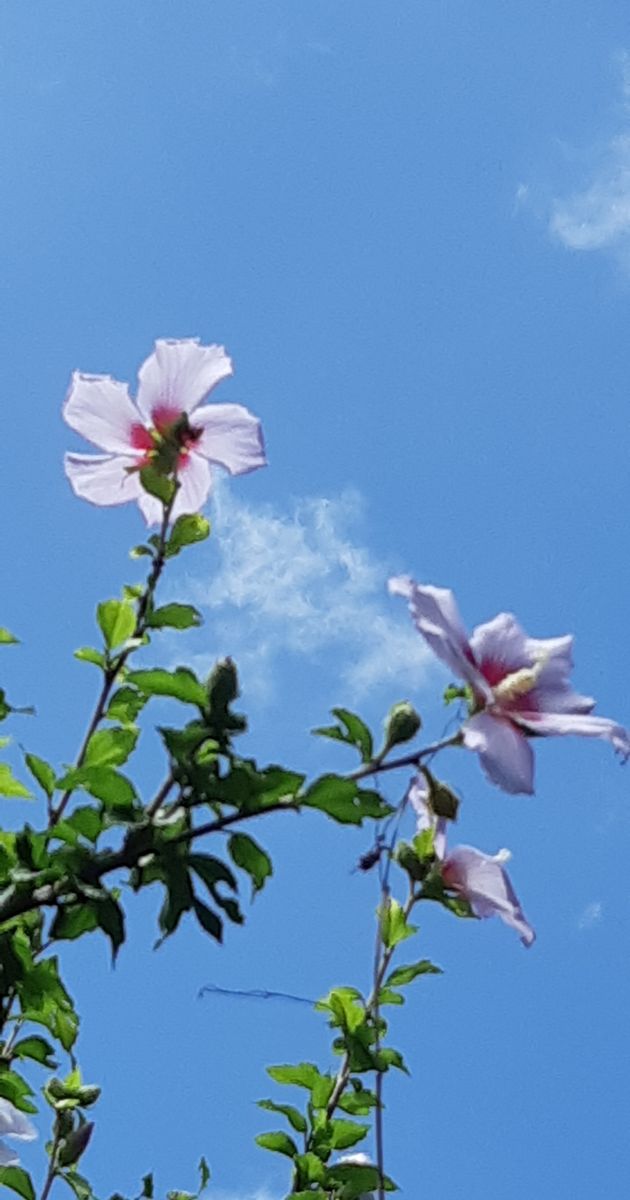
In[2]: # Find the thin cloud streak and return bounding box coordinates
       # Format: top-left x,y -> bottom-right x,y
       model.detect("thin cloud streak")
185,487 -> 432,701
577,900 -> 603,930
549,52 -> 630,257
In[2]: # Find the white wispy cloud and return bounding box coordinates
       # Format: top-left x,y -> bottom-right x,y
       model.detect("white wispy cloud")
208,1190 -> 277,1200
185,487 -> 432,701
578,900 -> 604,930
549,52 -> 630,257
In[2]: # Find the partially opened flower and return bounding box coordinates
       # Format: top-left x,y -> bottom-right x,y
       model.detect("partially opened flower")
409,776 -> 535,946
64,338 -> 266,524
390,577 -> 630,794
0,1098 -> 36,1166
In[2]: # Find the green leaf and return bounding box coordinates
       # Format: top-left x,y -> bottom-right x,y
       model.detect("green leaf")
385,960 -> 442,987
228,833 -> 272,895
192,899 -> 223,942
0,628 -> 18,646
106,687 -> 147,725
337,1086 -> 378,1115
318,987 -> 366,1034
293,1154 -> 326,1185
0,765 -> 31,799
312,708 -> 373,762
166,513 -> 211,556
0,1167 -> 35,1200
49,904 -> 99,942
83,727 -> 138,769
377,987 -> 404,1006
139,466 -> 176,505
12,1035 -> 57,1067
327,1118 -> 369,1150
147,604 -> 202,630
130,544 -> 153,559
198,1157 -> 210,1191
24,753 -> 55,798
379,898 -> 417,950
267,1063 -> 322,1090
57,766 -> 137,812
188,854 -> 237,892
127,668 -> 207,708
97,600 -> 137,650
74,647 -> 106,669
302,776 -> 392,825
0,1070 -> 35,1112
255,1131 -> 298,1158
257,1099 -> 307,1133
95,894 -> 125,960
53,806 -> 103,846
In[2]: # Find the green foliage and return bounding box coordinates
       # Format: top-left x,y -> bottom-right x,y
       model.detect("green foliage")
97,600 -> 137,650
139,466 -> 176,505
254,1131 -> 298,1158
74,647 -> 106,669
228,833 -> 272,895
379,898 -> 417,949
383,700 -> 422,750
24,753 -> 56,799
257,1098 -> 307,1133
0,628 -> 18,646
312,708 -> 374,763
302,776 -> 392,825
127,668 -> 207,708
0,765 -> 32,798
166,514 -> 211,557
0,1166 -> 35,1200
146,604 -> 202,631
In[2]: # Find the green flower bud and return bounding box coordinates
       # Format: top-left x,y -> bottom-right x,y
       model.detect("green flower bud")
58,1121 -> 94,1167
395,841 -> 426,882
206,658 -> 239,711
383,701 -> 422,750
76,1085 -> 101,1108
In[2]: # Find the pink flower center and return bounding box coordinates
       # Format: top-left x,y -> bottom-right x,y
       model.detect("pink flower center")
130,409 -> 202,470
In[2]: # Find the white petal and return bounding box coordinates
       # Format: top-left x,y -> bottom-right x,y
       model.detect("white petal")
136,339 -> 232,421
469,612 -> 529,677
63,372 -> 140,453
191,403 -> 266,475
0,1099 -> 36,1140
463,712 -> 535,794
137,452 -> 212,527
443,845 -> 535,946
0,1140 -> 19,1165
515,711 -> 630,757
388,578 -> 484,690
64,453 -> 143,507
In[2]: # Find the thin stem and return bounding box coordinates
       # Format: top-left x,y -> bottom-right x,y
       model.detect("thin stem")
348,733 -> 462,783
145,774 -> 175,819
51,495 -> 176,826
39,1122 -> 61,1200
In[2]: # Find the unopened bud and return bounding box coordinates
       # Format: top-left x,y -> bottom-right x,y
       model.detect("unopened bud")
206,658 -> 239,710
429,781 -> 459,822
58,1121 -> 94,1166
383,701 -> 421,751
76,1085 -> 101,1108
395,841 -> 426,882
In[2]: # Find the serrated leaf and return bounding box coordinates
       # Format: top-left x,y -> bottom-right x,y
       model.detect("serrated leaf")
127,668 -> 207,708
257,1099 -> 307,1133
302,776 -> 391,825
385,960 -> 442,987
97,600 -> 137,650
12,1035 -> 57,1067
83,727 -> 138,769
255,1131 -> 298,1158
267,1063 -> 323,1090
0,765 -> 31,799
331,708 -> 373,762
57,766 -> 137,812
24,753 -> 56,798
147,604 -> 202,631
228,833 -> 272,895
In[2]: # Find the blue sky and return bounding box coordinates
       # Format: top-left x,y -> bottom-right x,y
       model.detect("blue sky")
2,1 -> 630,1196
